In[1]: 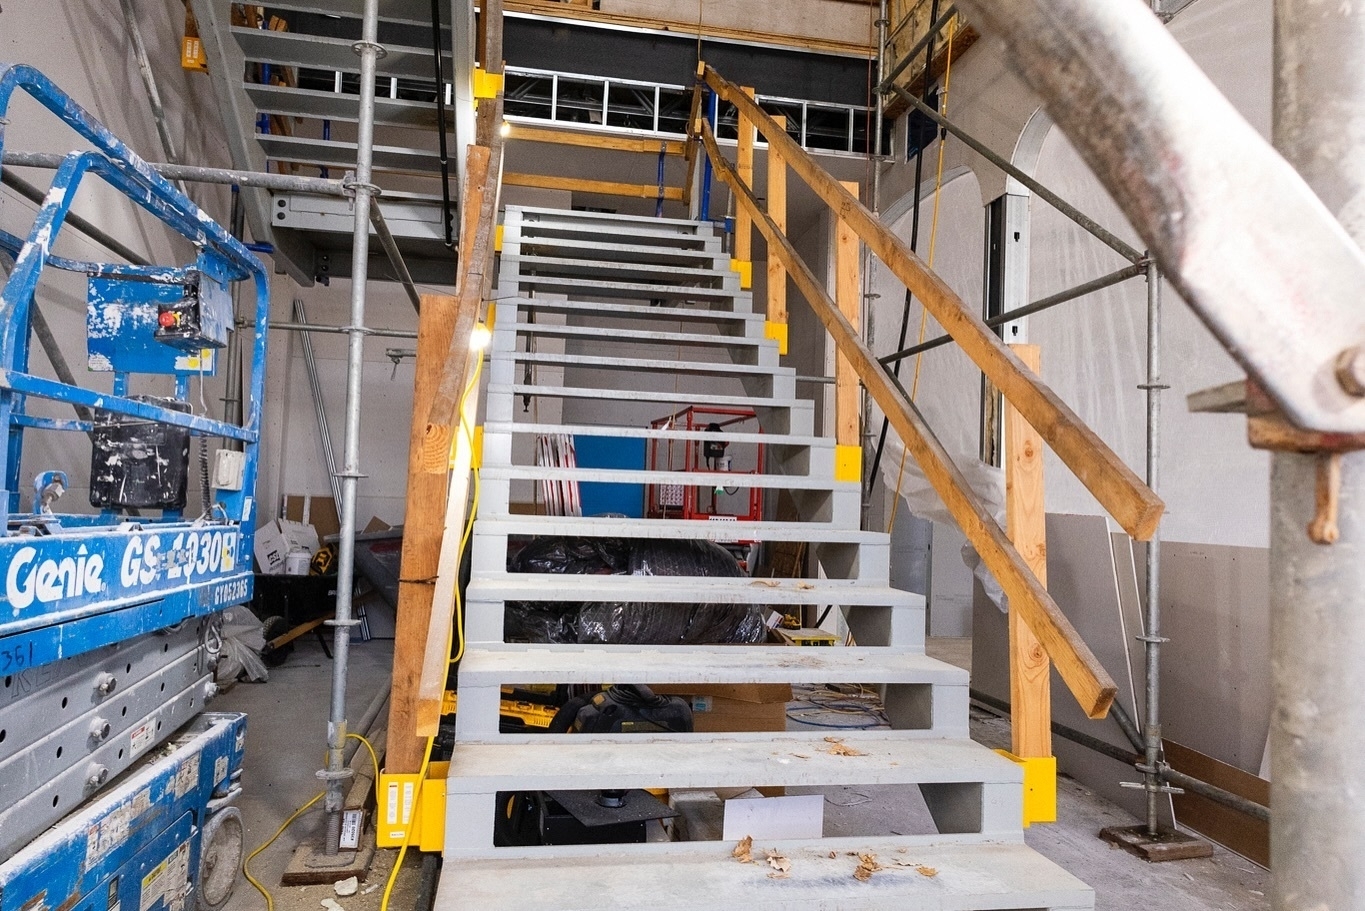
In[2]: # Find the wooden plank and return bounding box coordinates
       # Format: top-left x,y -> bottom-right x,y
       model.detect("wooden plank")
412,140 -> 501,738
386,290 -> 463,775
701,122 -> 1116,719
835,180 -> 860,449
506,124 -> 686,156
766,115 -> 788,326
503,172 -> 684,201
1005,344 -> 1051,758
501,1 -> 875,56
703,65 -> 1163,543
484,0 -> 504,74
1165,739 -> 1269,867
734,86 -> 756,265
683,66 -> 705,207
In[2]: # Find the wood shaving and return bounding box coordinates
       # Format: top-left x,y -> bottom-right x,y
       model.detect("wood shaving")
791,752 -> 811,759
796,581 -> 814,590
828,851 -> 837,859
824,737 -> 866,757
916,865 -> 938,877
751,579 -> 780,588
767,872 -> 790,879
853,852 -> 883,882
732,835 -> 754,864
765,850 -> 792,874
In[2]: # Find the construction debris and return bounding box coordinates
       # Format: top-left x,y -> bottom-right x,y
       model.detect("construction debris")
824,737 -> 866,757
733,835 -> 755,863
853,852 -> 883,881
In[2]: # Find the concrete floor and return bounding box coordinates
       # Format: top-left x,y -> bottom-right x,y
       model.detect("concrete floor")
218,635 -> 1269,911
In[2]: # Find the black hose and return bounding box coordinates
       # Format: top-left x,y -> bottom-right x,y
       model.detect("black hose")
430,0 -> 455,250
867,0 -> 941,497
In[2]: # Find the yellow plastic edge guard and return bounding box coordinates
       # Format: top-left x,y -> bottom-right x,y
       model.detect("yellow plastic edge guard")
730,258 -> 753,289
473,68 -> 504,99
376,762 -> 449,852
995,750 -> 1057,828
834,444 -> 862,483
494,223 -> 504,252
764,321 -> 788,356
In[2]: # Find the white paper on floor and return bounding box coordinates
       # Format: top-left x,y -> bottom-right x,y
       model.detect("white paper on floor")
721,794 -> 824,841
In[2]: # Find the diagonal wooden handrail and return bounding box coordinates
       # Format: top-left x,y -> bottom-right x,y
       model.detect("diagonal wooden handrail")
702,64 -> 1163,543
701,121 -> 1116,719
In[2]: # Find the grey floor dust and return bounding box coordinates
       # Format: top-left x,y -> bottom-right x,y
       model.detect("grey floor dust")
220,635 -> 1268,911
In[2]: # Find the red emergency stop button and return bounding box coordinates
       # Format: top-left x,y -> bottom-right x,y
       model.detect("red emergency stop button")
158,311 -> 178,328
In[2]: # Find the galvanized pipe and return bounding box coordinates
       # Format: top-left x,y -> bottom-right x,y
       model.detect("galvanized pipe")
117,0 -> 188,198
321,0 -> 383,855
880,261 -> 1145,365
888,85 -> 1145,265
292,300 -> 344,507
268,321 -> 417,340
1140,259 -> 1165,836
871,0 -> 889,207
3,149 -> 349,196
367,205 -> 422,313
1270,1 -> 1365,905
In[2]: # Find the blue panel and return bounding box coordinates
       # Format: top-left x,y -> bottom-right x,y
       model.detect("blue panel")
574,435 -> 645,518
87,274 -> 218,375
0,712 -> 247,911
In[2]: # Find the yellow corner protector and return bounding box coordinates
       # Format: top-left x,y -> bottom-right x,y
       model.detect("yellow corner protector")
494,224 -> 504,252
730,258 -> 753,289
472,425 -> 484,470
473,68 -> 504,99
995,751 -> 1057,827
834,444 -> 862,483
764,321 -> 788,356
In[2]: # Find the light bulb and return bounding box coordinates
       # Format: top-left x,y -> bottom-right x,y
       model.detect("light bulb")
470,323 -> 492,350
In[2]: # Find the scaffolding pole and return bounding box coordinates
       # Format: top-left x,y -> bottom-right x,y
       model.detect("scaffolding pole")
319,0 -> 383,856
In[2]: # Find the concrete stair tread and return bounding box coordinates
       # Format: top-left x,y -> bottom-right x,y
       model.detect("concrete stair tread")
466,574 -> 917,606
503,351 -> 789,377
479,515 -> 878,541
503,253 -> 729,282
506,274 -> 745,300
510,237 -> 730,266
481,464 -> 851,491
435,839 -> 1093,910
502,321 -> 765,347
458,643 -> 964,686
513,204 -> 716,232
491,384 -> 799,410
506,296 -> 759,323
445,733 -> 1020,791
482,421 -> 828,449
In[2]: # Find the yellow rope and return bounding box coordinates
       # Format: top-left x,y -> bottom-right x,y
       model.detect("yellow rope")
888,18 -> 957,534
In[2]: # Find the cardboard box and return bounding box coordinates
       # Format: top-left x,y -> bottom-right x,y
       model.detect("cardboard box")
282,494 -> 340,542
652,683 -> 793,734
253,518 -> 321,574
652,682 -> 792,705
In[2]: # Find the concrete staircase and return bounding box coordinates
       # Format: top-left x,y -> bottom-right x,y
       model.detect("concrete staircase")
433,205 -> 1093,910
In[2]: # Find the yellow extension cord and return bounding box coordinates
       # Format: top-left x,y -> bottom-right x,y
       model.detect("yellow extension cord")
888,18 -> 957,535
243,732 -> 382,911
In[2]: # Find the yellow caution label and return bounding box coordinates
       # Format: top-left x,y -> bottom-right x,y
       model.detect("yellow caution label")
764,321 -> 788,356
834,444 -> 862,483
995,750 -> 1057,827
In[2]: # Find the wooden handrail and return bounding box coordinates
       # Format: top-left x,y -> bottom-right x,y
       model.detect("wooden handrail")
702,65 -> 1163,543
700,122 -> 1116,719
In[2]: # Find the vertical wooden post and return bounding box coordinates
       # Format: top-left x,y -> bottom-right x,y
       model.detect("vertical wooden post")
386,293 -> 460,774
1004,343 -> 1055,825
834,180 -> 862,483
765,115 -> 788,354
733,86 -> 756,289
1005,344 -> 1050,756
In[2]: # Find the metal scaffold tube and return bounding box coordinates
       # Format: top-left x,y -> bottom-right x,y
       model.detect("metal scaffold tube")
319,0 -> 383,855
1140,258 -> 1166,835
1271,1 -> 1365,905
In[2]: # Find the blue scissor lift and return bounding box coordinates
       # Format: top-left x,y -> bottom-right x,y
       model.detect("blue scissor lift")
0,64 -> 266,910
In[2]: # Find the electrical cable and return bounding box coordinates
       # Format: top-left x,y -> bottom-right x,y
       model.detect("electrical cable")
241,732 -> 383,911
886,19 -> 956,535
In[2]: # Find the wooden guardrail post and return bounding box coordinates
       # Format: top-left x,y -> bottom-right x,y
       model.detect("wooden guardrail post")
732,86 -> 756,290
834,179 -> 862,484
1001,343 -> 1056,826
765,115 -> 788,354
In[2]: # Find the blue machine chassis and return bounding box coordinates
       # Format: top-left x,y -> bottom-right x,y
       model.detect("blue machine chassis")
0,712 -> 247,911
